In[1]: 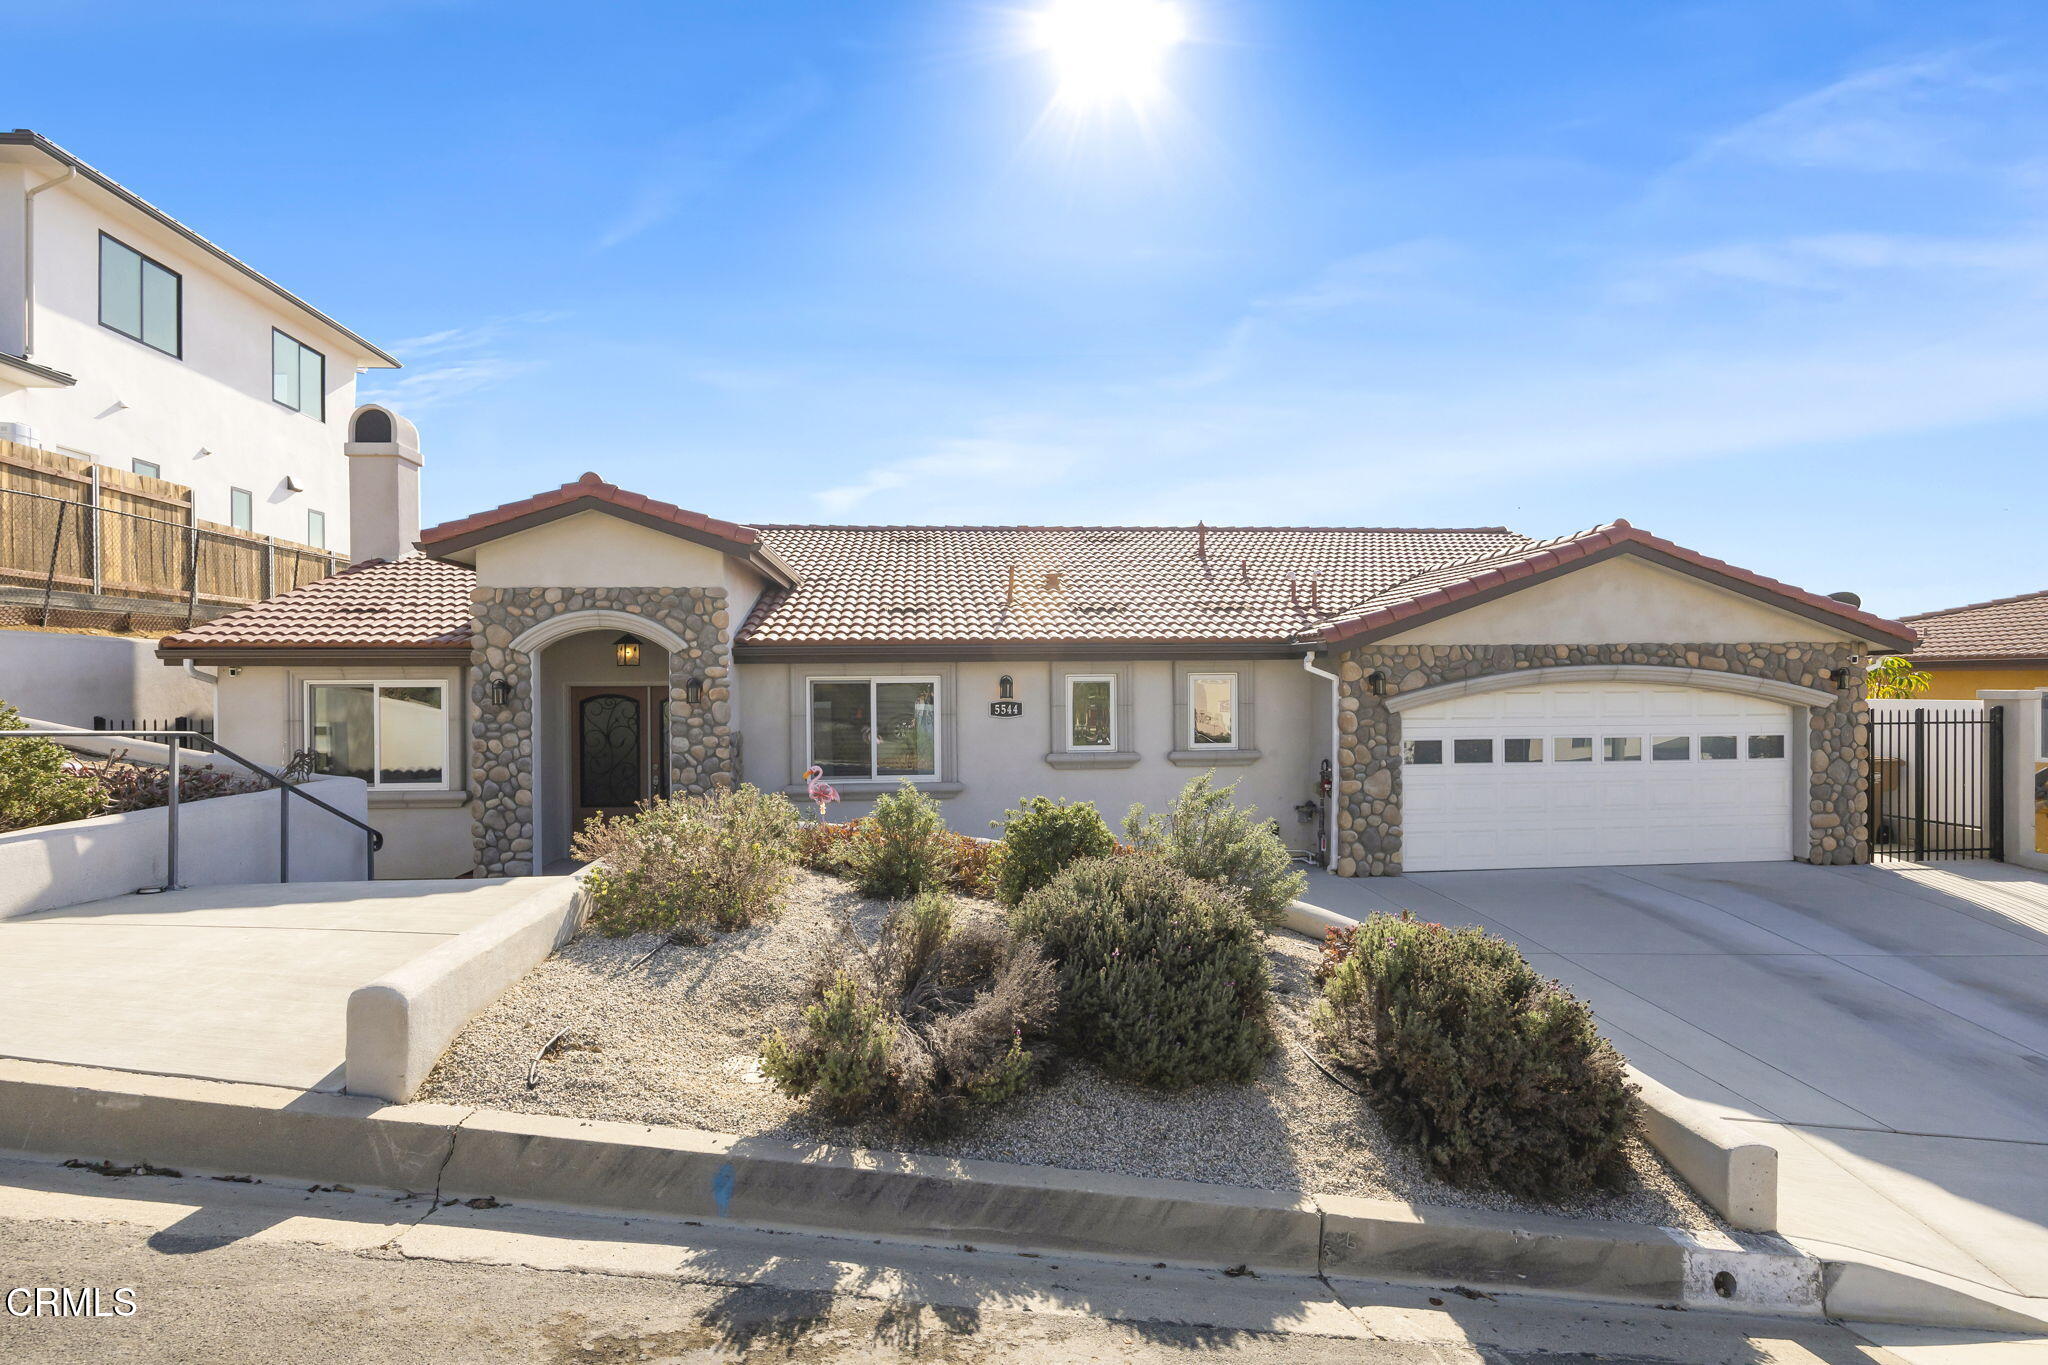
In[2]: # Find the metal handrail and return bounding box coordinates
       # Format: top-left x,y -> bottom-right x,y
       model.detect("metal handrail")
0,728 -> 382,891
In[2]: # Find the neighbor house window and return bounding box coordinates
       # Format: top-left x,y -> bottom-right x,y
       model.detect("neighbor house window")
1067,675 -> 1115,750
273,329 -> 325,417
99,234 -> 181,356
305,682 -> 448,789
1188,673 -> 1237,748
808,677 -> 938,780
229,487 -> 253,533
306,509 -> 326,548
130,458 -> 161,481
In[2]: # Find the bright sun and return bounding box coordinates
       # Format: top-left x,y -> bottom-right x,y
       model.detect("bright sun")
1029,0 -> 1188,107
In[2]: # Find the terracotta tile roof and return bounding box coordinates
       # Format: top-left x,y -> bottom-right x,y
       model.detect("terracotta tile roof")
158,555 -> 475,652
1308,519 -> 1918,650
733,524 -> 1533,647
419,471 -> 762,551
1902,587 -> 2048,663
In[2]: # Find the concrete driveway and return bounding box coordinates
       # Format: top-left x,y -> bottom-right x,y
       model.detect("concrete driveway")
0,878 -> 563,1092
1300,859 -> 2048,1322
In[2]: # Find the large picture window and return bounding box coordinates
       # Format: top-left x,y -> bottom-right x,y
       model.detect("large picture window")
273,329 -> 325,417
1067,675 -> 1115,750
305,682 -> 448,789
808,677 -> 938,780
99,234 -> 181,357
1188,672 -> 1237,748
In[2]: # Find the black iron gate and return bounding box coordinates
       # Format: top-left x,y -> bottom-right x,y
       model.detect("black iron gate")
1868,704 -> 2004,862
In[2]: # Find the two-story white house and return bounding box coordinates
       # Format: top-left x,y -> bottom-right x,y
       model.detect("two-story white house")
0,129 -> 400,554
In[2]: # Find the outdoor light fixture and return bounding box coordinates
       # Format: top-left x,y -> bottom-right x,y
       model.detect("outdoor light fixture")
614,633 -> 642,668
1367,670 -> 1388,697
998,674 -> 1015,700
683,677 -> 706,706
490,677 -> 511,707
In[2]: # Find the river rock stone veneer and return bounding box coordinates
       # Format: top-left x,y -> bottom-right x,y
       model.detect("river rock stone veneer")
1331,642 -> 1869,877
468,585 -> 738,876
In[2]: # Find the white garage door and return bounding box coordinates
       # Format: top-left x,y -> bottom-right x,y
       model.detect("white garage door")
1400,681 -> 1796,873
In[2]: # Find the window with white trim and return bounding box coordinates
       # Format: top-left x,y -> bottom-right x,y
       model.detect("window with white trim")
305,682 -> 448,789
306,509 -> 326,549
1067,675 -> 1115,750
1188,672 -> 1237,748
230,487 -> 253,533
808,677 -> 939,780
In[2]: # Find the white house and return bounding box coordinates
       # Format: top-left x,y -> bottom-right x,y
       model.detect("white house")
156,472 -> 1917,881
0,130 -> 400,556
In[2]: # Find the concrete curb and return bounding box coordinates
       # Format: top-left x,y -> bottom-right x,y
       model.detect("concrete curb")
1282,897 -> 1782,1235
1820,1249 -> 2048,1332
0,1059 -> 1820,1318
345,872 -> 591,1102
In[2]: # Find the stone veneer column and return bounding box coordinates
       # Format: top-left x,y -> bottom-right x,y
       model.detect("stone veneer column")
1330,643 -> 1869,877
467,586 -> 738,876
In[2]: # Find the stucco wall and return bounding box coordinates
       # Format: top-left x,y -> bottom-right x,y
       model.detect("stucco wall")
471,513 -> 734,590
736,656 -> 1330,850
0,177 -> 375,546
0,629 -> 216,726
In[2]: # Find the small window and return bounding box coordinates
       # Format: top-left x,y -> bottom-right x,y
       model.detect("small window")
1067,675 -> 1115,750
809,677 -> 939,780
1403,738 -> 1443,765
229,487 -> 253,533
273,329 -> 326,417
1503,738 -> 1543,763
1700,735 -> 1739,761
1652,736 -> 1691,761
1603,737 -> 1643,762
99,234 -> 181,356
1188,673 -> 1237,748
1748,734 -> 1787,760
1554,736 -> 1594,763
1453,738 -> 1495,764
131,458 -> 162,481
306,509 -> 326,549
306,681 -> 448,789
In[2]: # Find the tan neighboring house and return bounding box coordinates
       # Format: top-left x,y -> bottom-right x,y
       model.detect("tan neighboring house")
155,473 -> 1916,880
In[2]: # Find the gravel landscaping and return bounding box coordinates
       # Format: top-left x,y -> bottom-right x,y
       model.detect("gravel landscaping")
416,868 -> 1724,1232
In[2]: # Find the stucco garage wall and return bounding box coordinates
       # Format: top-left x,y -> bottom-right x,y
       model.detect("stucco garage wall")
212,663 -> 472,879
737,657 -> 1329,848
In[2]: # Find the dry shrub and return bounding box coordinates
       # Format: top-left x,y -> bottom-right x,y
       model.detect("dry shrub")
800,818 -> 995,899
573,784 -> 801,940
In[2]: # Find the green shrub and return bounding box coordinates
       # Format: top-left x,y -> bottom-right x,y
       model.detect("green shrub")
991,796 -> 1117,905
0,702 -> 106,833
845,780 -> 953,900
1312,914 -> 1636,1199
762,890 -> 1056,1131
1122,773 -> 1305,924
572,784 -> 801,940
800,818 -> 998,899
1010,856 -> 1272,1089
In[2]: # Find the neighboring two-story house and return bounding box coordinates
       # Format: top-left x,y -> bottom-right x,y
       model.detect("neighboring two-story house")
0,130 -> 399,553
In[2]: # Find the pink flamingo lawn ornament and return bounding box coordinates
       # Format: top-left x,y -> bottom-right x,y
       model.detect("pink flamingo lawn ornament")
802,765 -> 840,825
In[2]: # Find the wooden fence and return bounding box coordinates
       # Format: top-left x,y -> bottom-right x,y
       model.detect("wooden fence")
0,441 -> 344,618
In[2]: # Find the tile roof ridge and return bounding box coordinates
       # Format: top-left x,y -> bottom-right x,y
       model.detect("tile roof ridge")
749,523 -> 1522,534
1898,585 -> 2048,622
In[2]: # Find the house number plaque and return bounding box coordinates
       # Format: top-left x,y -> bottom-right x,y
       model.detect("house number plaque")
989,701 -> 1024,717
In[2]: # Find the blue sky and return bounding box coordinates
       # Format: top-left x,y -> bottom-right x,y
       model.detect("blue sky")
14,1 -> 2048,617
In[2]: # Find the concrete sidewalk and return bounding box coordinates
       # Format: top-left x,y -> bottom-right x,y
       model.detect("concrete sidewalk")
0,878 -> 566,1091
1298,859 -> 2048,1329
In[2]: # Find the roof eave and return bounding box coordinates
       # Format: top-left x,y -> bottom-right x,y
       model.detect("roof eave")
0,351 -> 76,388
420,495 -> 796,588
156,642 -> 472,666
732,637 -> 1308,663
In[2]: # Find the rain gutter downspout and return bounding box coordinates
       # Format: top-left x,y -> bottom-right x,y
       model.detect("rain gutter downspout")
22,164 -> 77,359
1302,648 -> 1341,869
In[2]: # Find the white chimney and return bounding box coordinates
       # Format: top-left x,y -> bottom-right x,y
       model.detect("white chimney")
344,404 -> 423,563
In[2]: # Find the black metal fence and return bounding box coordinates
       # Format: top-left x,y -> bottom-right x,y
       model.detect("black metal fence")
91,715 -> 215,753
1869,704 -> 2005,862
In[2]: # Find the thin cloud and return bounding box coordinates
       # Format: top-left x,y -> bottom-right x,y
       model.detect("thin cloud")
813,440 -> 1080,520
391,311 -> 567,359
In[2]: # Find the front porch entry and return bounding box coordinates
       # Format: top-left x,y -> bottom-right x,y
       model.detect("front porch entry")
570,684 -> 670,829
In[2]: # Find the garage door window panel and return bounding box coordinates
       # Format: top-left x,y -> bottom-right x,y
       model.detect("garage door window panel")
1453,738 -> 1495,764
1748,734 -> 1787,759
1554,737 -> 1594,763
1653,736 -> 1691,761
1603,737 -> 1643,762
1504,738 -> 1543,763
1404,739 -> 1443,765
1700,735 -> 1739,760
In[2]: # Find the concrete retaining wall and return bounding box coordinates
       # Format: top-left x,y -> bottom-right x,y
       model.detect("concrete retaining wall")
0,775 -> 370,919
345,874 -> 590,1102
0,629 -> 215,729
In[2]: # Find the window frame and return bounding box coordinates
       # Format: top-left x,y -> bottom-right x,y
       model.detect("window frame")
302,679 -> 451,792
805,675 -> 943,782
306,509 -> 326,549
130,458 -> 162,481
1186,671 -> 1239,750
229,487 -> 253,533
98,232 -> 183,358
272,328 -> 326,418
1064,673 -> 1117,752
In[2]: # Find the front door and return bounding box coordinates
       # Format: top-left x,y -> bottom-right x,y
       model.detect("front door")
572,686 -> 664,831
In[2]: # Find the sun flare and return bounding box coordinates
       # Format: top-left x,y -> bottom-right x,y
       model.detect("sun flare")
1029,0 -> 1188,108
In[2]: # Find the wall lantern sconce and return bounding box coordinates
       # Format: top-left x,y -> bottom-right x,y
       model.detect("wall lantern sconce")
682,677 -> 706,706
1366,670 -> 1388,697
490,677 -> 512,707
613,633 -> 642,668
998,674 -> 1014,701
